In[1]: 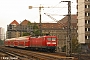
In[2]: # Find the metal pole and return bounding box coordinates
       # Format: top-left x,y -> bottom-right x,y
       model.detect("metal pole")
67,1 -> 72,57
39,5 -> 42,36
20,21 -> 22,37
29,5 -> 44,36
61,1 -> 72,57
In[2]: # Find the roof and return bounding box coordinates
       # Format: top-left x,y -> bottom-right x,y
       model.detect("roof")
34,23 -> 64,29
57,15 -> 77,27
10,20 -> 19,25
20,19 -> 31,25
8,15 -> 77,29
58,15 -> 77,24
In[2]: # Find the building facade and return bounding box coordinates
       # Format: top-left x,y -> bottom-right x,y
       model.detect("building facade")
77,0 -> 90,44
6,20 -> 19,38
0,27 -> 5,40
77,0 -> 90,52
6,20 -> 33,38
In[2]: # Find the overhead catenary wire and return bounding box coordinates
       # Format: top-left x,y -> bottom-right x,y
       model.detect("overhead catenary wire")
42,3 -> 68,23
43,1 -> 76,19
29,1 -> 76,23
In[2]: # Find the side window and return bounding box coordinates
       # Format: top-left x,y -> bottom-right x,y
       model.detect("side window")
47,38 -> 51,41
52,38 -> 56,41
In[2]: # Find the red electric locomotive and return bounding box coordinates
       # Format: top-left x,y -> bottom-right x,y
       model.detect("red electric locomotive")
5,36 -> 57,52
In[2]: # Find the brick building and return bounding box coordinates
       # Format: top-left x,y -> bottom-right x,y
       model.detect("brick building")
6,19 -> 33,38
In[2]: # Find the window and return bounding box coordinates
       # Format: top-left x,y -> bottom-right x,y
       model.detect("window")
9,25 -> 12,29
85,36 -> 87,39
85,28 -> 90,31
85,28 -> 87,31
86,0 -> 90,1
88,28 -> 90,31
85,13 -> 87,16
52,38 -> 56,41
85,13 -> 90,16
88,36 -> 90,39
85,5 -> 90,8
47,38 -> 52,41
47,37 -> 56,41
85,20 -> 87,24
88,20 -> 90,23
88,13 -> 90,16
85,20 -> 90,24
88,5 -> 90,8
85,5 -> 87,8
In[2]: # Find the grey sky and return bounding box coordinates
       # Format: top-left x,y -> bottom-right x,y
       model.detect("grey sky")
0,0 -> 77,32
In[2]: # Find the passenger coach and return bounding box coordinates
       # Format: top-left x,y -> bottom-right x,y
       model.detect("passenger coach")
5,36 -> 57,52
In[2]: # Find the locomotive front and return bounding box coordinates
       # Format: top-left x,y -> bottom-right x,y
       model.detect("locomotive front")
44,36 -> 57,52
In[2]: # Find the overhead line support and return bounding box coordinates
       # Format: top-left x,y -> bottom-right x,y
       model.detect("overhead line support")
61,1 -> 72,57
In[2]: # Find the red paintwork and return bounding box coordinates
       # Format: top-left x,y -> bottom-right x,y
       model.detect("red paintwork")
5,36 -> 57,50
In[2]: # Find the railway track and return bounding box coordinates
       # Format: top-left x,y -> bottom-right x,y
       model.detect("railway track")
0,48 -> 31,60
0,46 -> 77,60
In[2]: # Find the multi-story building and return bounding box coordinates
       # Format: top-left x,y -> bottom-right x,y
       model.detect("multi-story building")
0,27 -> 5,40
6,19 -> 33,38
77,0 -> 90,52
6,20 -> 19,38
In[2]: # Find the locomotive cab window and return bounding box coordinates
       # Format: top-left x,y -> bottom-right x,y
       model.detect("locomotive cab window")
52,38 -> 56,41
47,37 -> 56,41
47,38 -> 52,41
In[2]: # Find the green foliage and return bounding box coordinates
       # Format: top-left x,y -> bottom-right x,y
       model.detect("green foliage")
61,39 -> 79,53
33,23 -> 38,29
0,40 -> 4,45
61,45 -> 66,52
23,21 -> 40,36
32,23 -> 41,36
72,39 -> 79,53
27,21 -> 31,25
23,32 -> 30,36
33,29 -> 40,36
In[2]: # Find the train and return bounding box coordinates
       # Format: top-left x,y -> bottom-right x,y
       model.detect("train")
4,36 -> 57,52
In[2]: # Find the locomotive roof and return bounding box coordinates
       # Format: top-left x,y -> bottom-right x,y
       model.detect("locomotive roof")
6,36 -> 30,41
5,36 -> 57,41
43,36 -> 57,37
17,37 -> 29,40
30,36 -> 57,38
6,38 -> 16,41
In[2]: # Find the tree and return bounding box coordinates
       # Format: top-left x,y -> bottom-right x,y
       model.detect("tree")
27,21 -> 31,26
72,39 -> 79,53
61,39 -> 79,53
22,21 -> 32,36
22,21 -> 40,36
0,40 -> 4,45
23,32 -> 30,36
33,22 -> 40,36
